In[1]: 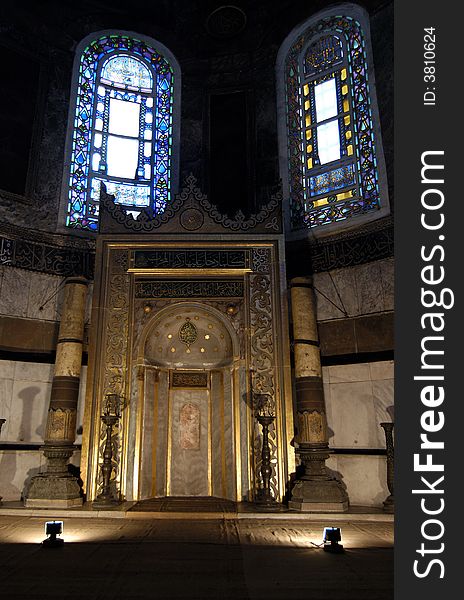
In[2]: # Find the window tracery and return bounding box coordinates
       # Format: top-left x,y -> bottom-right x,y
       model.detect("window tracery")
66,35 -> 175,230
281,10 -> 387,230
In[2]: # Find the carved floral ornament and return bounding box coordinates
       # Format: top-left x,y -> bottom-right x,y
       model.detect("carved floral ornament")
99,174 -> 282,233
178,318 -> 198,349
94,244 -> 281,498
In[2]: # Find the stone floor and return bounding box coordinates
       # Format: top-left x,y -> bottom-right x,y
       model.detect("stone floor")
0,514 -> 393,599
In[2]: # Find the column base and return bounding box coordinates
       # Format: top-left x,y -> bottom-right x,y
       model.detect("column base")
383,494 -> 394,513
24,475 -> 83,508
288,478 -> 349,512
92,500 -> 121,510
254,490 -> 284,512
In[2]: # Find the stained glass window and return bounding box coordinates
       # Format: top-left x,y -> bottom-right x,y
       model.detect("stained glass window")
66,35 -> 174,230
283,15 -> 384,229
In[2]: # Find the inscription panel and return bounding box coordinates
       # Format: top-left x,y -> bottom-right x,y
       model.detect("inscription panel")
134,249 -> 248,270
172,372 -> 209,389
135,280 -> 244,298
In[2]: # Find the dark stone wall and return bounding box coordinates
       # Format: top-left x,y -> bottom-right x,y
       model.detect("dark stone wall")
0,0 -> 393,235
370,1 -> 394,207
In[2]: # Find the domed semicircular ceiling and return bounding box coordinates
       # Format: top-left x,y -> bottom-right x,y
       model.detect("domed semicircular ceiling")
145,305 -> 234,368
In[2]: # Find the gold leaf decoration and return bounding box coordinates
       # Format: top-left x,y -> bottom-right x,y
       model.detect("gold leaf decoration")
179,317 -> 197,349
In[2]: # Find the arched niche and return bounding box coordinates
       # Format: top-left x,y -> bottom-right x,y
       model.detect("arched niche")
135,302 -> 239,500
143,303 -> 236,369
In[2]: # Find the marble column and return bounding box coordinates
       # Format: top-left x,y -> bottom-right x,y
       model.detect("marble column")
288,276 -> 348,512
25,277 -> 88,507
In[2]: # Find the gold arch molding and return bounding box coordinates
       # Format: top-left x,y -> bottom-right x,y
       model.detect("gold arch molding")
81,239 -> 294,505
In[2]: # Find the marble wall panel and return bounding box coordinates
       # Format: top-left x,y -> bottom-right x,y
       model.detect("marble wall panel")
323,360 -> 394,450
0,267 -> 31,318
372,379 -> 394,425
313,272 -> 347,321
327,363 -> 371,384
355,261 -> 384,315
380,258 -> 394,311
0,449 -> 81,501
170,389 -> 209,496
328,381 -> 376,448
323,379 -> 334,440
154,371 -> 169,497
26,272 -> 64,321
211,371 -> 222,497
369,360 -> 394,380
139,368 -> 156,499
223,370 -> 235,500
9,380 -> 51,443
0,360 -> 15,379
14,361 -> 54,383
0,450 -> 44,501
313,258 -> 394,322
0,361 -> 87,444
0,361 -> 53,443
327,454 -> 388,507
314,268 -> 359,321
0,378 -> 14,437
0,267 -> 70,322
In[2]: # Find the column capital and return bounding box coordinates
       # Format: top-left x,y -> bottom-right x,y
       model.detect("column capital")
64,275 -> 89,287
289,276 -> 313,288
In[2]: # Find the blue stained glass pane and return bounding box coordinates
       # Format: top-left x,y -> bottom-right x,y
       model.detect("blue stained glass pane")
91,178 -> 150,207
286,15 -> 381,228
66,35 -> 174,230
309,165 -> 355,196
101,56 -> 152,89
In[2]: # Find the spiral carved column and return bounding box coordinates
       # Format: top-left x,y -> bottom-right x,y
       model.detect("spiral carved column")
288,277 -> 348,512
25,276 -> 88,507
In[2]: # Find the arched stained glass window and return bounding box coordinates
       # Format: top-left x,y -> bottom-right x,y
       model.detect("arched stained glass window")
278,7 -> 388,231
65,34 -> 177,231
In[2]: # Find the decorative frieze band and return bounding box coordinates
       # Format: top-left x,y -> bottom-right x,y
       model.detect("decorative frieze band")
310,220 -> 393,272
134,249 -> 248,270
0,232 -> 94,278
135,280 -> 244,299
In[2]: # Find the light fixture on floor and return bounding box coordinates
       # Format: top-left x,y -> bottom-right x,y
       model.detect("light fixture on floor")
323,527 -> 344,553
42,521 -> 64,548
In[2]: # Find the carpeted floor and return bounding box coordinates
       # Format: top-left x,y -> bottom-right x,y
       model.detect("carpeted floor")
128,496 -> 238,513
0,514 -> 393,599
